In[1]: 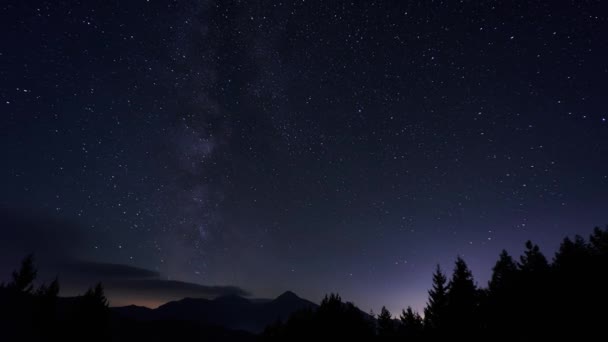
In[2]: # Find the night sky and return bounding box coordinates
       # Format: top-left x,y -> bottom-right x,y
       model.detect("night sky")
1,1 -> 607,314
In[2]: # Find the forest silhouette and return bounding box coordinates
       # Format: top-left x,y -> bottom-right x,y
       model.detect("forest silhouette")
1,226 -> 607,341
264,226 -> 608,341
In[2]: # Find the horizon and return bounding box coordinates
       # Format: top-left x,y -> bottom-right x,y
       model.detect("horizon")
1,219 -> 602,316
2,0 -> 607,320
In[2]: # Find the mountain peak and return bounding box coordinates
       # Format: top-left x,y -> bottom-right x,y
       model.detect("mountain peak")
276,291 -> 300,301
111,290 -> 316,333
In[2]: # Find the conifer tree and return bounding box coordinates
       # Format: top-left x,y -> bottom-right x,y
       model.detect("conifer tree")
488,250 -> 517,295
9,254 -> 37,293
517,241 -> 550,338
589,226 -> 608,258
423,265 -> 448,332
519,241 -> 549,274
446,257 -> 477,333
377,306 -> 394,337
486,250 -> 518,335
400,306 -> 423,339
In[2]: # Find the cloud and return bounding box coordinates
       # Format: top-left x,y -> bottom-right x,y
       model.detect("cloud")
111,279 -> 249,297
57,261 -> 250,308
0,210 -> 249,308
104,278 -> 249,307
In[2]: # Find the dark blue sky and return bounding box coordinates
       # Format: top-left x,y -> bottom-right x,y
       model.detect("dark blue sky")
1,0 -> 607,314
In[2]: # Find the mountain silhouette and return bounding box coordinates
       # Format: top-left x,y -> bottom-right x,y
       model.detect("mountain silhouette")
113,291 -> 317,333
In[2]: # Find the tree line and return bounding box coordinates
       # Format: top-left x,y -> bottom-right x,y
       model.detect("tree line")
263,226 -> 608,341
0,255 -> 111,341
1,226 -> 607,341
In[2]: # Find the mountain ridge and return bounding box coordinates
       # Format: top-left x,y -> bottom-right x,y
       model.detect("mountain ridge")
112,291 -> 317,333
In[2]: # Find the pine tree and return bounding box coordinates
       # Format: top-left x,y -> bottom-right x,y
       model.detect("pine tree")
81,284 -> 109,320
34,279 -> 59,306
400,306 -> 422,327
554,236 -> 589,271
33,278 -> 60,340
589,226 -> 608,258
423,265 -> 448,332
517,241 -> 550,338
399,306 -> 423,339
377,306 -> 394,337
9,254 -> 37,293
519,240 -> 549,274
46,278 -> 60,298
76,283 -> 110,341
588,226 -> 608,332
82,282 -> 109,309
486,250 -> 518,336
446,257 -> 478,333
489,250 -> 517,295
320,293 -> 342,307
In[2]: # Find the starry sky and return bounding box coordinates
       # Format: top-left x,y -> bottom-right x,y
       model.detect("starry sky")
1,1 -> 607,314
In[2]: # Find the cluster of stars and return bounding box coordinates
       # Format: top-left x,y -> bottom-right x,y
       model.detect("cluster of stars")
1,0 -> 607,315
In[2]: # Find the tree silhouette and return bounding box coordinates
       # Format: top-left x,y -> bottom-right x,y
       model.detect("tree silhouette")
519,240 -> 549,273
264,293 -> 374,341
4,226 -> 608,342
35,278 -> 60,298
552,235 -> 596,336
446,257 -> 478,336
517,240 -> 550,338
1,255 -> 62,340
589,226 -> 608,259
485,250 -> 518,338
80,282 -> 109,315
554,236 -> 589,270
488,250 -> 517,295
74,282 -> 111,341
423,264 -> 448,336
587,226 -> 608,336
8,254 -> 37,294
377,306 -> 394,338
33,277 -> 60,340
399,306 -> 423,340
263,228 -> 608,341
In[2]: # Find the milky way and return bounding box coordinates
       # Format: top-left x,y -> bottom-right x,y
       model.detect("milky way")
1,1 -> 607,314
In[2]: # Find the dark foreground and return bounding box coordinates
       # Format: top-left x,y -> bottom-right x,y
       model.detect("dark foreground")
2,226 -> 608,341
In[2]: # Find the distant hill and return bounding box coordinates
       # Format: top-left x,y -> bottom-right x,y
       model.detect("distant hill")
1,288 -> 257,342
112,291 -> 317,333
